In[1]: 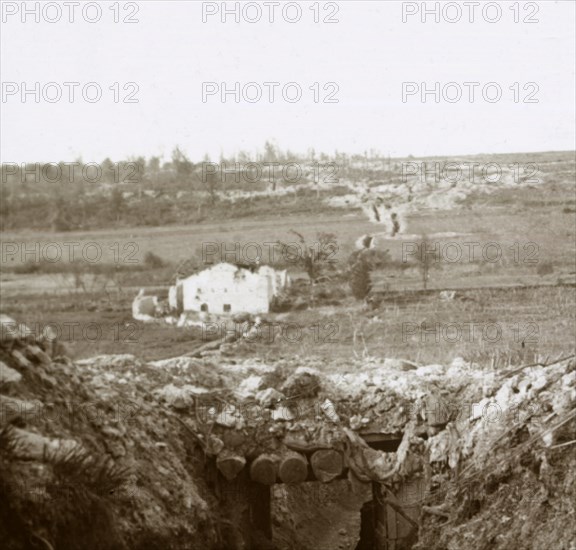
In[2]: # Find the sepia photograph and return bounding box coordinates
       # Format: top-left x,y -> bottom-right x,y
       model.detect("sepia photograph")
0,1 -> 575,548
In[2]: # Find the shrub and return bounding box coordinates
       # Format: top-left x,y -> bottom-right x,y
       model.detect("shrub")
349,258 -> 372,300
144,251 -> 165,268
536,262 -> 554,276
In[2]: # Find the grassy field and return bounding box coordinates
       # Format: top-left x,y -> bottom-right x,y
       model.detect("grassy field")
2,186 -> 574,272
3,284 -> 574,372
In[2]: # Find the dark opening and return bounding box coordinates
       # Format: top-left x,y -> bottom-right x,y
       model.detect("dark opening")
223,304 -> 231,313
362,433 -> 404,452
355,499 -> 376,550
249,483 -> 272,540
200,303 -> 209,312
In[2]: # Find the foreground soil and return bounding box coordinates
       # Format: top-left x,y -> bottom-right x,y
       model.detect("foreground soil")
1,314 -> 574,549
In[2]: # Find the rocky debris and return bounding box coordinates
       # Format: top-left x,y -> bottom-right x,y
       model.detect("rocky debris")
320,398 -> 340,423
310,449 -> 344,483
280,366 -> 321,398
9,427 -> 81,461
28,343 -> 576,494
236,374 -> 264,397
1,314 -> 35,342
11,349 -> 33,369
25,344 -> 52,365
256,387 -> 285,407
1,314 -> 574,550
153,383 -> 206,410
348,415 -> 370,430
0,361 -> 22,385
415,356 -> 576,550
144,350 -> 575,549
0,395 -> 43,426
76,353 -> 140,369
382,357 -> 419,371
216,404 -> 239,428
271,405 -> 295,421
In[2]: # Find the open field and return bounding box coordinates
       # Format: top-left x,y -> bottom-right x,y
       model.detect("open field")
1,152 -> 574,371
3,284 -> 574,368
2,189 -> 575,266
2,151 -> 575,269
1,186 -> 575,291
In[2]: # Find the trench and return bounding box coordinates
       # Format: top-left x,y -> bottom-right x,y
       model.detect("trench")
208,433 -> 422,549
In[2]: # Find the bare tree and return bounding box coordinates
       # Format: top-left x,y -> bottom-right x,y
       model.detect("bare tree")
277,230 -> 338,308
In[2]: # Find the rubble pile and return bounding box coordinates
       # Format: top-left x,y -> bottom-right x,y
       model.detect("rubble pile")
1,313 -> 574,549
416,357 -> 576,550
77,349 -> 576,549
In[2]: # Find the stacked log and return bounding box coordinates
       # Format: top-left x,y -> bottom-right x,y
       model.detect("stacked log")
278,451 -> 308,484
250,454 -> 279,485
216,450 -> 246,480
246,450 -> 347,484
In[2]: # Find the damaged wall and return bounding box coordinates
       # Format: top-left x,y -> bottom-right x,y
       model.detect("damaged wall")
169,263 -> 289,315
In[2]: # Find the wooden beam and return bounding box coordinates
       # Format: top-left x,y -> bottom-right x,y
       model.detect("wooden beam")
278,451 -> 308,484
249,454 -> 278,485
216,451 -> 246,481
310,449 -> 344,483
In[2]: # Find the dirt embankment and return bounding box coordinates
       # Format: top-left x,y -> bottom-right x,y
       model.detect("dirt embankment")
1,314 -> 575,549
0,317 -> 221,550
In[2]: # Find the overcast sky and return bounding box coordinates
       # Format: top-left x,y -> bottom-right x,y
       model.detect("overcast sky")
1,0 -> 575,163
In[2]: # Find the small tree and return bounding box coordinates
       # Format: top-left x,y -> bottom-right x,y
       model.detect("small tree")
134,156 -> 147,185
347,239 -> 390,301
101,158 -> 115,183
349,257 -> 372,300
277,230 -> 338,308
144,251 -> 165,269
109,187 -> 126,224
277,230 -> 338,281
263,140 -> 279,191
50,194 -> 72,231
205,169 -> 219,205
416,234 -> 440,289
0,185 -> 12,230
172,147 -> 194,182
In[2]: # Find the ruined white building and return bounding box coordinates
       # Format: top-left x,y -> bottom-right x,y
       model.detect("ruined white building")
168,263 -> 289,315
